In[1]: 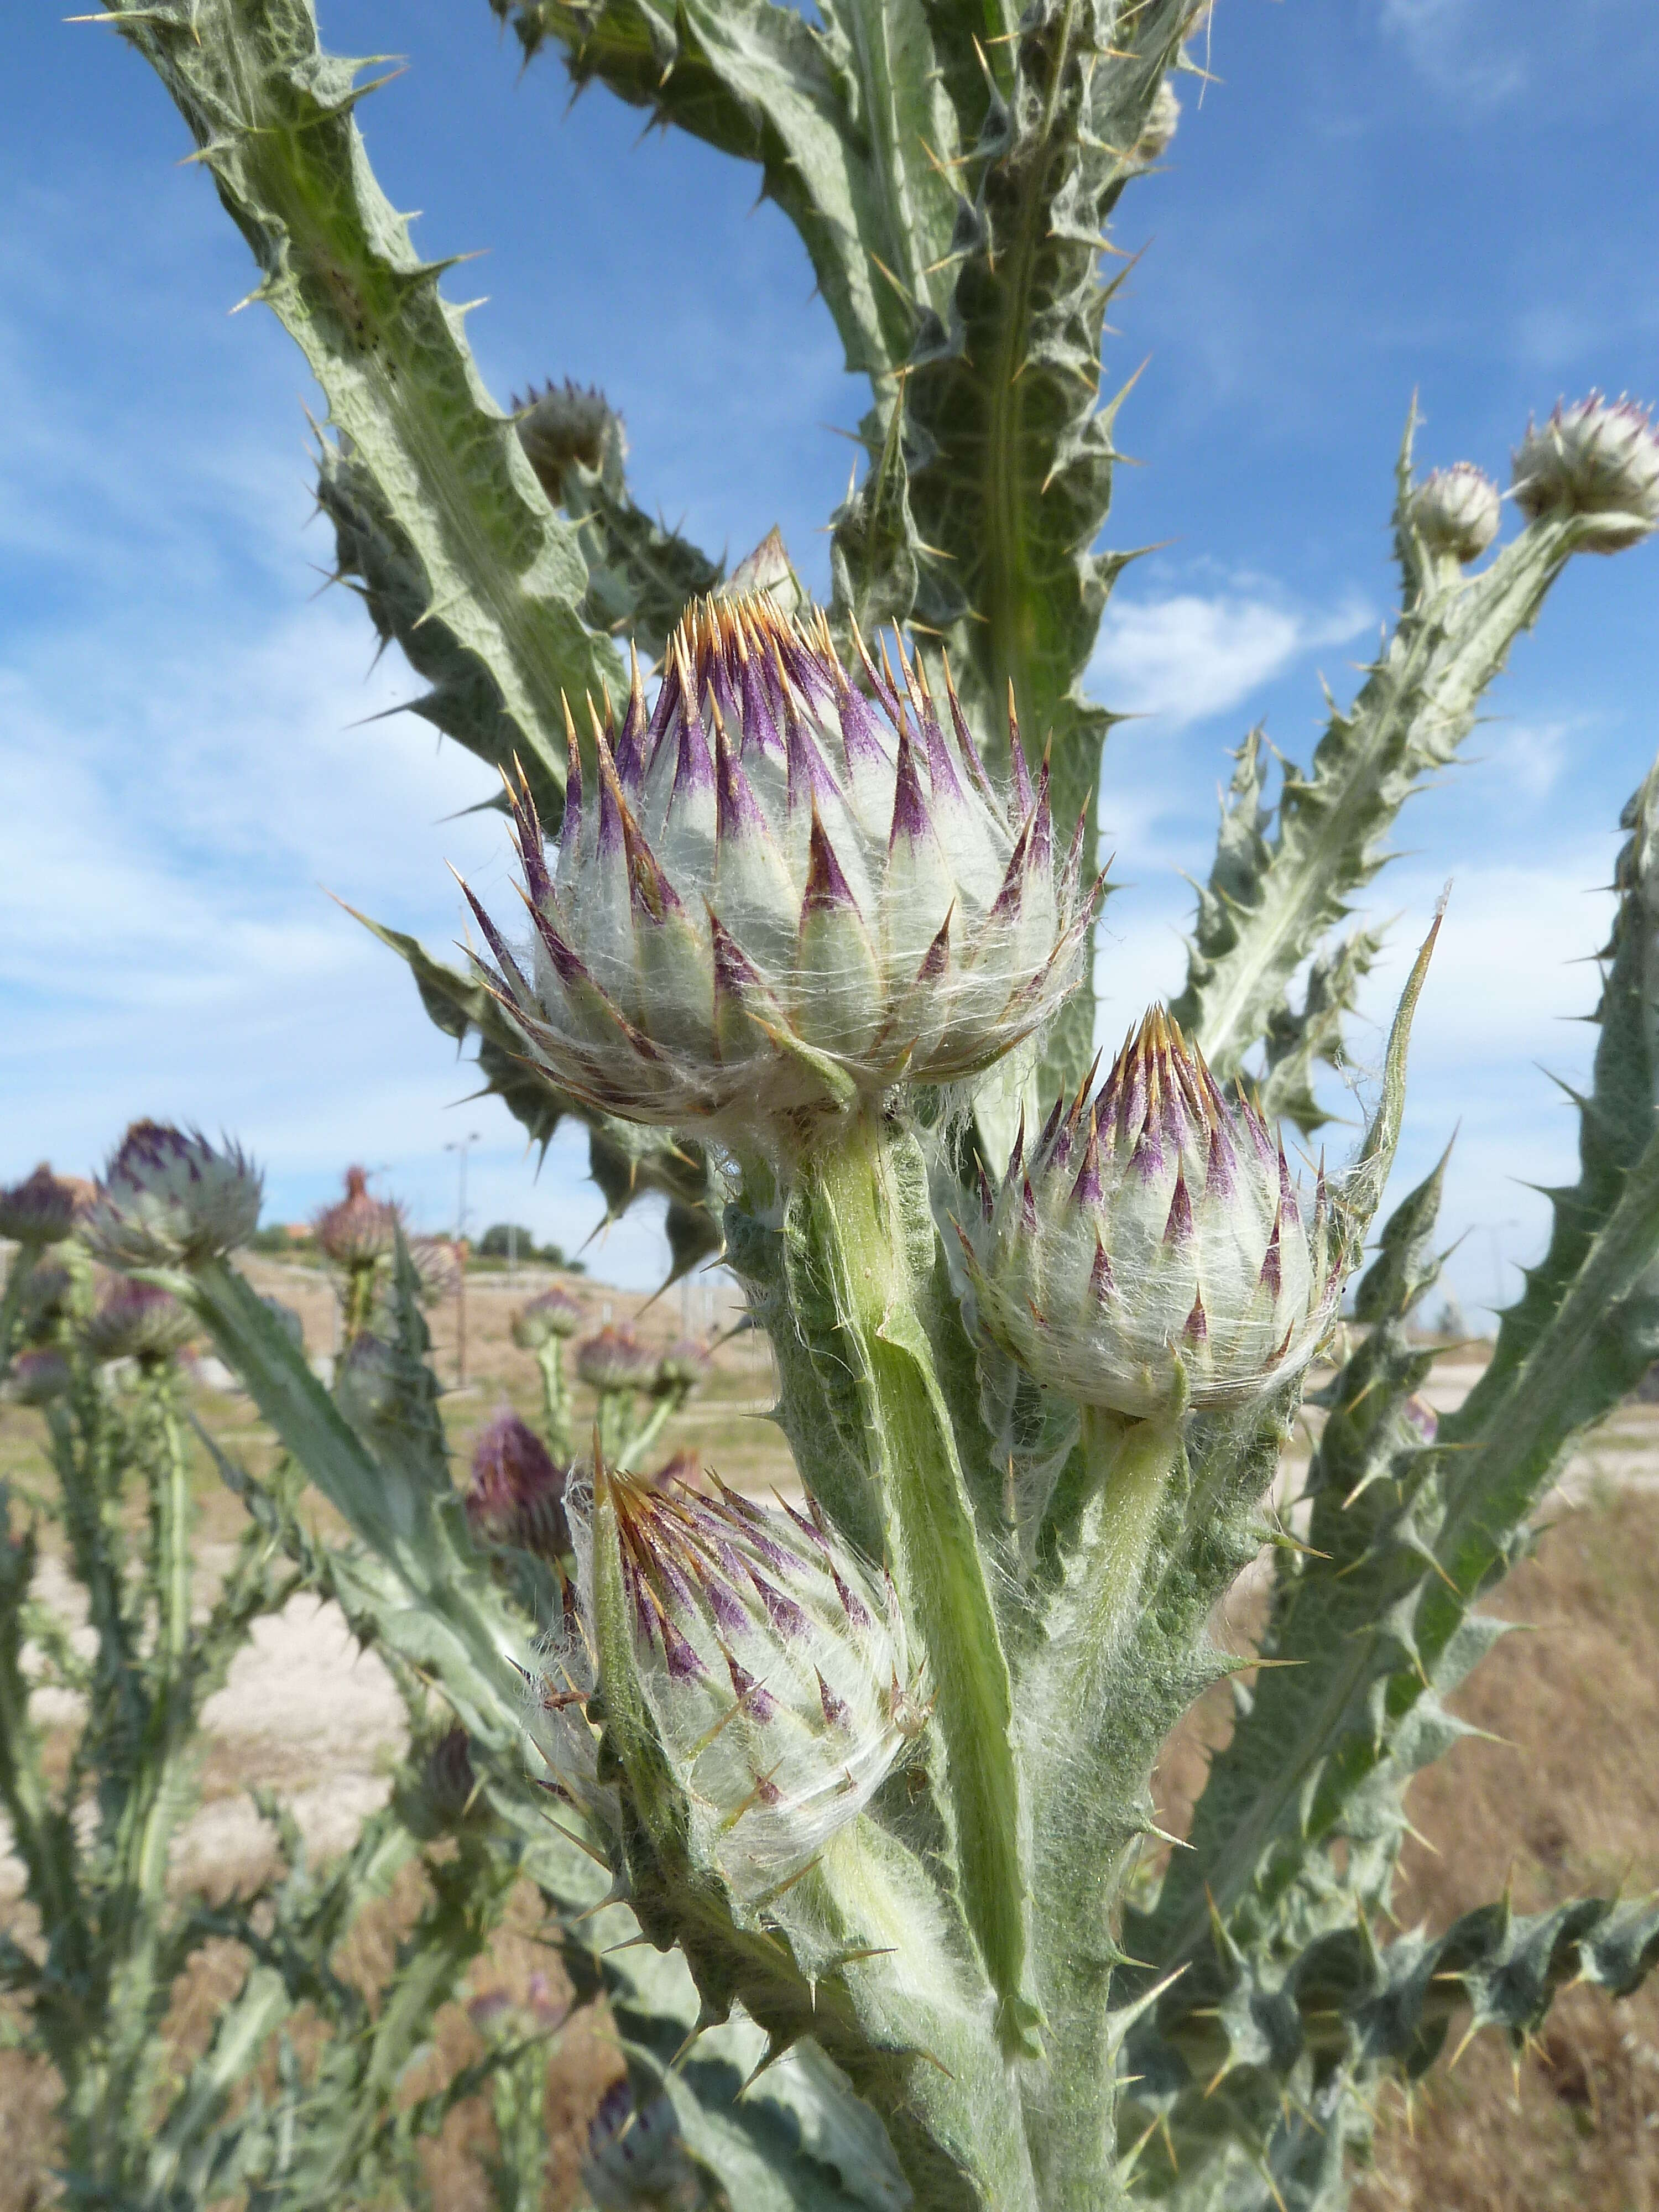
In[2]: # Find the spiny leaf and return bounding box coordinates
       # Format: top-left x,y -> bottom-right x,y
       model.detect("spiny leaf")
1172,410 -> 1596,1115
107,0 -> 622,819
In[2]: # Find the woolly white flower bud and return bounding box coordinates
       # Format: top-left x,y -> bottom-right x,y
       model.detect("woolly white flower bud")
511,1283 -> 584,1349
8,1349 -> 70,1407
0,1164 -> 84,1247
84,1122 -> 262,1271
541,1464 -> 926,1896
84,1279 -> 195,1365
312,1165 -> 401,1267
962,1009 -> 1339,1417
651,1336 -> 712,1396
1407,463 -> 1501,564
575,1324 -> 659,1395
1513,394 -> 1659,553
466,1408 -> 570,1558
462,594 -> 1096,1153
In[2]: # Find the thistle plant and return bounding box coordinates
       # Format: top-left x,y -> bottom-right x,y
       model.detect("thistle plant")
512,1281 -> 583,1459
32,0 -> 1659,2206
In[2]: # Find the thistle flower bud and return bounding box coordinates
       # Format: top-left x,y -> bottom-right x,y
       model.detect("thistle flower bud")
0,1164 -> 84,1247
962,1009 -> 1339,1418
313,1165 -> 401,1267
1407,463 -> 1501,564
575,1325 -> 658,1396
651,1337 -> 712,1397
556,1464 -> 926,1896
334,1330 -> 401,1434
466,1407 -> 571,1558
7,1349 -> 70,1406
260,1293 -> 305,1350
467,1970 -> 568,2041
1512,394 -> 1659,552
463,594 -> 1095,1152
514,378 -> 620,504
19,1262 -> 74,1347
583,2080 -> 697,2212
511,1282 -> 584,1349
84,1123 -> 262,1271
84,1277 -> 195,1365
424,1724 -> 482,1826
407,1235 -> 462,1304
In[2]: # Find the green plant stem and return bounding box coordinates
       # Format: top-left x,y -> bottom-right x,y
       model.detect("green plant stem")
1018,1406 -> 1183,2208
81,1367 -> 200,2180
534,1338 -> 572,1462
0,1246 -> 38,1375
616,1382 -> 690,1472
799,1109 -> 1036,2053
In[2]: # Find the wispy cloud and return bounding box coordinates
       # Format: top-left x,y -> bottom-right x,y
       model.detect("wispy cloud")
1379,0 -> 1527,106
1088,587 -> 1371,730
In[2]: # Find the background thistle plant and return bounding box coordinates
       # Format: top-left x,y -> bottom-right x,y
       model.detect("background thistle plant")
4,0 -> 1657,2206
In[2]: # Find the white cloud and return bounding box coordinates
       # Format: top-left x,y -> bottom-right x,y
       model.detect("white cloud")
1088,588 -> 1371,731
1380,0 -> 1527,105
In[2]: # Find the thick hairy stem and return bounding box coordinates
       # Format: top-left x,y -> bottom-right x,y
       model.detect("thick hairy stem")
91,1371 -> 200,2171
799,1112 -> 1037,2053
534,1338 -> 572,1463
1019,1406 -> 1183,2208
0,1249 -> 36,1376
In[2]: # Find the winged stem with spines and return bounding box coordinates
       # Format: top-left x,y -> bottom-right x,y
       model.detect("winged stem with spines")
59,0 -> 1659,2203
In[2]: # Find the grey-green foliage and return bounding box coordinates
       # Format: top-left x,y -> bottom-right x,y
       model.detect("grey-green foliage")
0,1256 -> 558,2211
172,1248 -> 920,2212
1117,750 -> 1659,2204
77,0 -> 1659,2204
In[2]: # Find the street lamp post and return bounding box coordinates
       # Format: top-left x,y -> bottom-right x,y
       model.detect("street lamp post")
444,1132 -> 482,1385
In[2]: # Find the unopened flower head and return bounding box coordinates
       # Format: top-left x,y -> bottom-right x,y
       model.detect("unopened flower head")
20,1262 -> 74,1347
1513,393 -> 1659,552
514,377 -> 619,504
84,1123 -> 262,1270
8,1349 -> 71,1407
550,1463 -> 926,1896
314,1166 -> 401,1268
462,594 -> 1097,1152
334,1331 -> 402,1435
0,1164 -> 84,1247
1407,463 -> 1501,565
652,1337 -> 713,1396
512,1282 -> 584,1349
407,1235 -> 462,1304
85,1277 -> 195,1365
962,1009 -> 1340,1418
466,1407 -> 571,1558
575,1324 -> 659,1395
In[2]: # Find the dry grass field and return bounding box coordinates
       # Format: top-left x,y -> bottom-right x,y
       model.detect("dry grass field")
3,1259 -> 1658,2208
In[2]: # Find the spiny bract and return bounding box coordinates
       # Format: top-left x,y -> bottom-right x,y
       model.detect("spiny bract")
463,593 -> 1096,1151
1512,392 -> 1659,552
84,1122 -> 262,1272
544,1462 -> 926,1896
962,1009 -> 1340,1418
1407,462 -> 1501,565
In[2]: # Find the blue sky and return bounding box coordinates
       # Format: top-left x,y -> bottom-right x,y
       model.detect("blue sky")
4,0 -> 1657,1317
